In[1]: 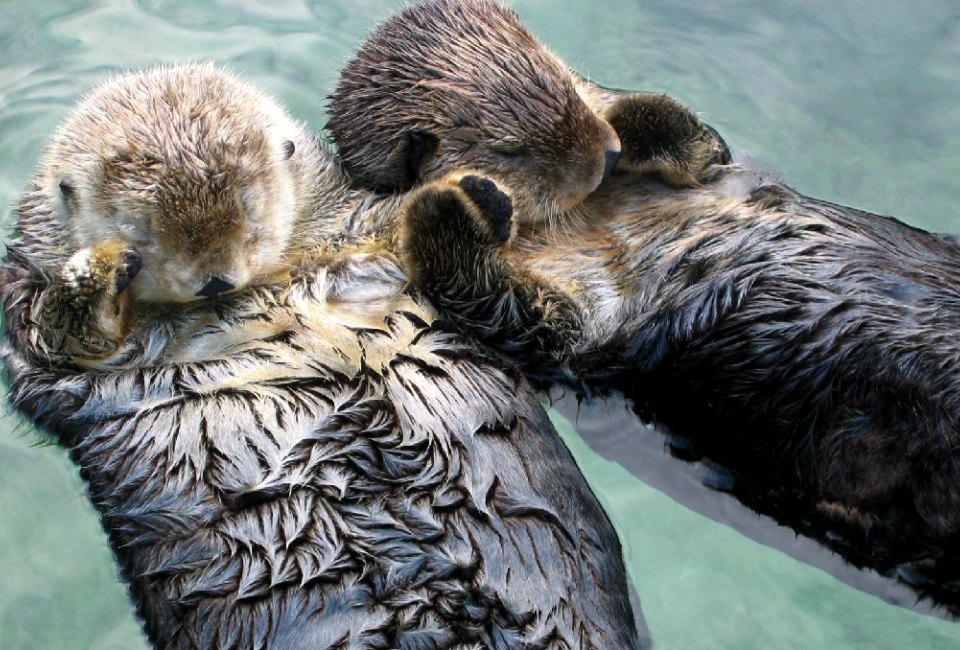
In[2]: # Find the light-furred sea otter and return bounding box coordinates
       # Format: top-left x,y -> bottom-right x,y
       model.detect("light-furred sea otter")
327,0 -> 960,615
1,64 -> 647,649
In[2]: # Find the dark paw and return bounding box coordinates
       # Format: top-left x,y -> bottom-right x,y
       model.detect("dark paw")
115,250 -> 143,294
702,124 -> 732,166
459,175 -> 513,243
606,92 -> 731,186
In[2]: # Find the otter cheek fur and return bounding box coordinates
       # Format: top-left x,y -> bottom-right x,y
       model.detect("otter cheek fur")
327,0 -> 621,225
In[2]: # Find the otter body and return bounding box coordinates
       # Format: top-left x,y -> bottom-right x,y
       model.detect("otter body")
328,0 -> 960,613
5,246 -> 642,649
399,167 -> 960,613
2,65 -> 644,648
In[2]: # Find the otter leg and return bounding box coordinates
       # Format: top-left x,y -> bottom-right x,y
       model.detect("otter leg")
398,174 -> 583,362
41,241 -> 141,362
604,92 -> 731,187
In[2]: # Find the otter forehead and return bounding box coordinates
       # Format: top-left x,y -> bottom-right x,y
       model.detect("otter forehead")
96,160 -> 252,252
93,133 -> 270,218
50,66 -> 275,183
350,0 -> 575,120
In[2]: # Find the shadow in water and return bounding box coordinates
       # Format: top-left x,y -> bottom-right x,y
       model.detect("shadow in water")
548,390 -> 950,620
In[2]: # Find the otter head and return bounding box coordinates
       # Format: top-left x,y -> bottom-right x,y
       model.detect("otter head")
327,0 -> 621,225
43,64 -> 314,303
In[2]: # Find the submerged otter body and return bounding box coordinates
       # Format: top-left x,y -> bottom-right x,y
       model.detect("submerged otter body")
328,0 -> 960,615
1,65 -> 644,648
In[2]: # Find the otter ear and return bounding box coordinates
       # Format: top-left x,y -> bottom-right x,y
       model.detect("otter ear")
59,180 -> 75,198
403,130 -> 439,187
282,140 -> 296,160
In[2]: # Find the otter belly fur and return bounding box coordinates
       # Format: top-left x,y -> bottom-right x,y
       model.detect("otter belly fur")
1,65 -> 645,649
329,0 -> 960,615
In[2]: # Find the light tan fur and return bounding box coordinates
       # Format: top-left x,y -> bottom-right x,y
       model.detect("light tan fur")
43,63 -> 327,303
13,63 -> 413,362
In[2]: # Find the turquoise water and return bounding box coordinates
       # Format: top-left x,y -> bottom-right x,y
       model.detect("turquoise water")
1,1 -> 958,648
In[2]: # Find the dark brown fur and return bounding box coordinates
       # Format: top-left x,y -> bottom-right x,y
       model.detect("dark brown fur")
398,168 -> 960,615
328,0 -> 730,224
327,0 -> 960,616
328,0 -> 625,224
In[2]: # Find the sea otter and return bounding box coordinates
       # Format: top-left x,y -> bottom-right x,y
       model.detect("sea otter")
327,0 -> 729,226
327,0 -> 960,614
1,64 -> 646,648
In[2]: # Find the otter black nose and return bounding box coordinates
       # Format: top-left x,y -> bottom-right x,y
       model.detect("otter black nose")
196,276 -> 235,299
603,149 -> 621,182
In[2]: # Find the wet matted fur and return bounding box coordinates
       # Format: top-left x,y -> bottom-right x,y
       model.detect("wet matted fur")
398,168 -> 960,615
327,0 -> 960,616
0,65 -> 646,649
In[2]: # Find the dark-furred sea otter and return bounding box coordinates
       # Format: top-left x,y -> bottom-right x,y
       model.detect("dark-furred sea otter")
328,0 -> 960,615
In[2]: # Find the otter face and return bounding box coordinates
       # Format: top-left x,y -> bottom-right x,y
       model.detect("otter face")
42,65 -> 310,303
413,89 -> 621,223
54,151 -> 294,303
328,0 -> 621,225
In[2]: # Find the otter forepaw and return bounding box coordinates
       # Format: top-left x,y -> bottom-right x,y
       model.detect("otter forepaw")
458,175 -> 513,243
401,174 -> 514,252
62,244 -> 142,302
605,93 -> 731,187
53,241 -> 142,357
399,174 -> 514,296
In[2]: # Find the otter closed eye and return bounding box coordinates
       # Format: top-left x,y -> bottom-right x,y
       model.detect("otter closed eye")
489,139 -> 528,158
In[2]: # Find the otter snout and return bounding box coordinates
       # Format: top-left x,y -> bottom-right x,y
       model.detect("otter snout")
196,276 -> 235,299
603,149 -> 621,183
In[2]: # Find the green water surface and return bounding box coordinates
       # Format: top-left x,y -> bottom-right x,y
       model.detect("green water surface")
1,1 -> 959,648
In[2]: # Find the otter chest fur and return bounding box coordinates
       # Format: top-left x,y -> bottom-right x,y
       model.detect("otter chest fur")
3,243 -> 645,650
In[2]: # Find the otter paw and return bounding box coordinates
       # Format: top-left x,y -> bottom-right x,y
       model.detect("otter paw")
605,93 -> 731,187
400,174 -> 513,293
458,175 -> 513,243
56,241 -> 141,356
63,245 -> 142,300
402,174 -> 513,252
